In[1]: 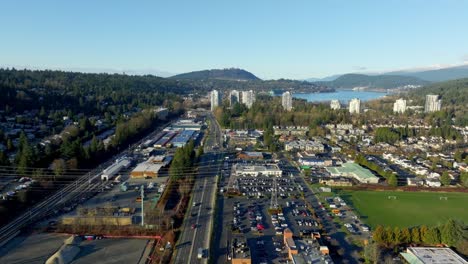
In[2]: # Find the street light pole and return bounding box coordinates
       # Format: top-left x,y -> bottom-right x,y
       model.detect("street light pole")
141,184 -> 145,227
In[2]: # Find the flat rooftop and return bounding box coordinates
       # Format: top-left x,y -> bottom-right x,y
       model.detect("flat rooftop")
326,162 -> 377,180
235,164 -> 280,171
401,247 -> 467,264
131,162 -> 163,173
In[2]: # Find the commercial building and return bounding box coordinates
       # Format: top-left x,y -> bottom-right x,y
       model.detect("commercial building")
425,94 -> 442,113
237,151 -> 264,160
283,228 -> 333,263
231,237 -> 251,264
326,162 -> 379,184
282,91 -> 293,111
241,90 -> 255,108
330,100 -> 341,110
393,99 -> 407,114
230,90 -> 240,106
348,98 -> 361,114
400,247 -> 467,264
210,89 -> 221,111
233,163 -> 282,177
298,157 -> 333,167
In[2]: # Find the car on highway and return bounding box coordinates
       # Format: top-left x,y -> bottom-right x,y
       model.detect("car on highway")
191,224 -> 196,229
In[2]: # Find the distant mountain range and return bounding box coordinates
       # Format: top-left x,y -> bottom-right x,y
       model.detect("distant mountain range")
306,65 -> 468,89
170,68 -> 260,81
384,65 -> 468,82
315,74 -> 429,89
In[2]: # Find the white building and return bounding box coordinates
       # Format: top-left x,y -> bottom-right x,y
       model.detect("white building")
330,100 -> 341,110
229,90 -> 240,106
425,94 -> 442,113
401,247 -> 466,264
348,98 -> 361,114
282,91 -> 293,111
241,90 -> 255,108
210,90 -> 221,111
234,164 -> 282,177
393,98 -> 407,113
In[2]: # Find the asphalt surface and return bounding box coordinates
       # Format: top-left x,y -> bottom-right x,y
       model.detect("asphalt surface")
174,112 -> 223,264
0,120 -> 173,250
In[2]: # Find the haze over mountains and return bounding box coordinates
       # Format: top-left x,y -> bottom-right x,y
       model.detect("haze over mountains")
168,64 -> 468,90
306,64 -> 468,82
304,64 -> 468,89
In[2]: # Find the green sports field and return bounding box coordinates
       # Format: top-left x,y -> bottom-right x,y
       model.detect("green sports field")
337,190 -> 468,228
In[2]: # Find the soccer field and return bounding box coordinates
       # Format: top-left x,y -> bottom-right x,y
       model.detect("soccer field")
337,190 -> 468,228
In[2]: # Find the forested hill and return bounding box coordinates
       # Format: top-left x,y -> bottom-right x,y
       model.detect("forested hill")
409,77 -> 468,106
0,68 -> 332,95
409,78 -> 468,126
0,68 -> 194,94
318,73 -> 429,89
170,68 -> 260,81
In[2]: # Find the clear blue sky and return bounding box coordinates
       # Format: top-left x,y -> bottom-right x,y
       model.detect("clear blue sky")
1,0 -> 468,79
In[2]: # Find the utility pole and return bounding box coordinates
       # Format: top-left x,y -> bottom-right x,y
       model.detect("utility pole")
141,184 -> 145,227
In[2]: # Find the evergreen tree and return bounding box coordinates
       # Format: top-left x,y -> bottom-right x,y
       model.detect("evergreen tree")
423,226 -> 441,245
388,174 -> 398,187
393,227 -> 402,245
384,226 -> 394,247
419,225 -> 428,243
440,219 -> 462,246
0,151 -> 10,166
373,225 -> 386,245
411,227 -> 421,243
440,172 -> 451,186
401,227 -> 411,244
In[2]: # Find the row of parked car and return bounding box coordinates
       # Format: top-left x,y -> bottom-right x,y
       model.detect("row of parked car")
1,177 -> 37,199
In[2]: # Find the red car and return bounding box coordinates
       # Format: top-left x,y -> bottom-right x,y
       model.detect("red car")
191,224 -> 196,229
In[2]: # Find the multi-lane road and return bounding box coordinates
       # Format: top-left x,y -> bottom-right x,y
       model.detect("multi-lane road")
174,112 -> 224,263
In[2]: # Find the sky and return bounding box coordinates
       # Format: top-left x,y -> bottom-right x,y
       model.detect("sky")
1,0 -> 468,79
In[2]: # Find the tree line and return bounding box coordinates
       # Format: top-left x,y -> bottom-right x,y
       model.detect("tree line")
372,219 -> 466,249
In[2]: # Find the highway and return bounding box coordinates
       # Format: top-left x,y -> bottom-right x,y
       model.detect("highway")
174,112 -> 223,264
0,120 -> 173,249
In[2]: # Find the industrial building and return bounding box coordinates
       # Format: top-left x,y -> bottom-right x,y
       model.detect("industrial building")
154,131 -> 177,148
167,119 -> 203,131
170,130 -> 195,148
326,162 -> 379,184
101,158 -> 132,181
130,155 -> 170,178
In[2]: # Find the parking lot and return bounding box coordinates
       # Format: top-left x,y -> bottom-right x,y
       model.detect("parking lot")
215,158 -> 330,264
